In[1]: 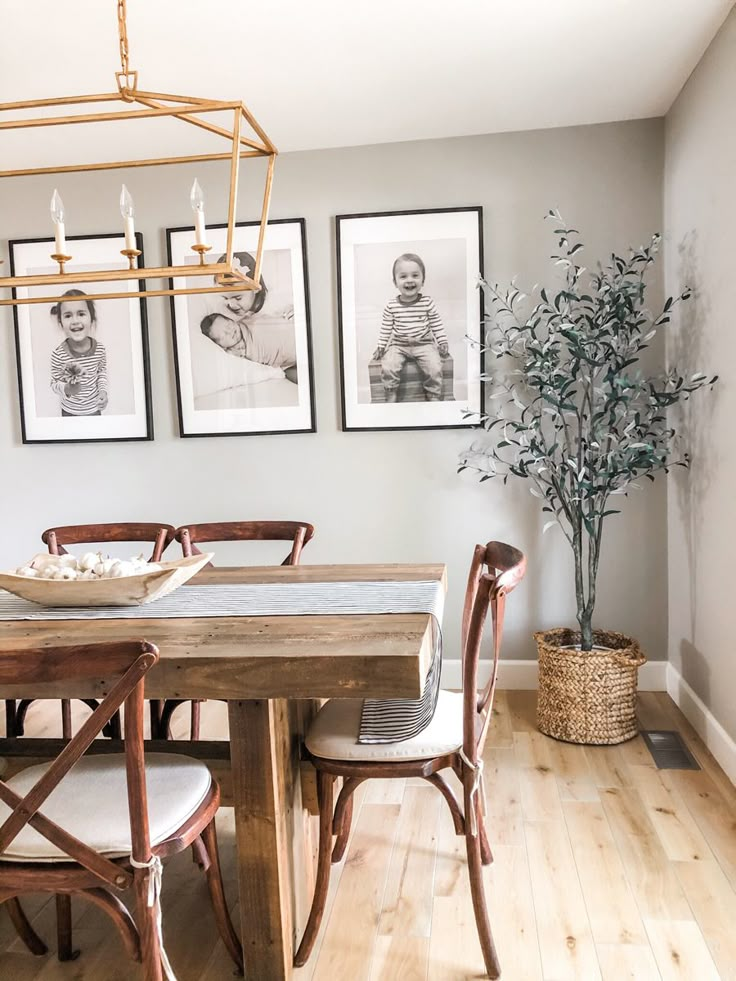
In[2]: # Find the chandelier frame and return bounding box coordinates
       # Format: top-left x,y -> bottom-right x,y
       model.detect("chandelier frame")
0,1 -> 277,307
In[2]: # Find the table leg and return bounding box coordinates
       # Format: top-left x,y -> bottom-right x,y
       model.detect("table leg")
228,698 -> 298,981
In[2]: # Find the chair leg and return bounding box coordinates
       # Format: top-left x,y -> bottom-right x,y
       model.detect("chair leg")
190,700 -> 202,741
200,821 -> 243,974
133,868 -> 164,981
331,776 -> 364,856
157,699 -> 183,740
191,835 -> 210,871
77,700 -> 118,739
56,894 -> 79,961
61,700 -> 72,740
59,698 -> 118,740
78,700 -> 120,740
4,700 -> 18,738
465,824 -> 500,979
294,770 -> 335,967
156,699 -> 203,740
425,772 -> 465,835
4,897 -> 48,955
104,709 -> 122,741
331,793 -> 354,863
14,699 -> 34,737
150,700 -> 164,739
78,888 -> 141,962
479,812 -> 493,866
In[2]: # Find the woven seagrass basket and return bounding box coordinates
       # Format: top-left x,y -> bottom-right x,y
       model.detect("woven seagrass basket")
535,628 -> 646,745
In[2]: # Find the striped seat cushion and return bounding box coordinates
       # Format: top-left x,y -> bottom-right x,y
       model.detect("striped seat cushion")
358,630 -> 442,743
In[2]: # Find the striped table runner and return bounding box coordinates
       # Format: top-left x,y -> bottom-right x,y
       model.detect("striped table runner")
0,580 -> 444,745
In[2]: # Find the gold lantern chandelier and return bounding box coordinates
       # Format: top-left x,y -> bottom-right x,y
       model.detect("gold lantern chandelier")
0,0 -> 276,307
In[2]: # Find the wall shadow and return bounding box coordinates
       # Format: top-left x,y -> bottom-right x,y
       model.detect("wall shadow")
668,230 -> 719,671
678,637 -> 711,720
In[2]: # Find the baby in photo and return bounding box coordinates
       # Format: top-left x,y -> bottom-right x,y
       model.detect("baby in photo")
373,252 -> 449,402
200,252 -> 298,384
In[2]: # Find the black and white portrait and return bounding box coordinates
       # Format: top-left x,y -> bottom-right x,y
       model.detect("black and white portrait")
337,207 -> 483,431
167,218 -> 315,437
11,234 -> 152,444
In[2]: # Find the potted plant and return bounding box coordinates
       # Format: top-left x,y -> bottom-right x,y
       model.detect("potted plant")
460,212 -> 716,744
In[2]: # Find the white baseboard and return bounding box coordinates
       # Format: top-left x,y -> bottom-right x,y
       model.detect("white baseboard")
666,663 -> 736,787
441,658 -> 668,691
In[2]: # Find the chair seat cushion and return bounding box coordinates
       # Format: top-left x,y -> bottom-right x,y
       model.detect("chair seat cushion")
0,753 -> 212,863
306,690 -> 463,762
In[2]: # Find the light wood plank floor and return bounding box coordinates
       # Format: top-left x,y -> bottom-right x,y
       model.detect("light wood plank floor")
1,690 -> 734,980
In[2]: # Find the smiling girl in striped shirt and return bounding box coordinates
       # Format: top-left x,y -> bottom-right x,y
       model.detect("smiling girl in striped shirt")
50,289 -> 108,417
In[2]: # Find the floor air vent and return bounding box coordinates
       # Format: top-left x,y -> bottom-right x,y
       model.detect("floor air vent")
640,730 -> 700,770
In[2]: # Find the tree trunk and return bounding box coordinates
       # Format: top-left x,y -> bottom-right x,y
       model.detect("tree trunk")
572,532 -> 593,650
573,532 -> 594,651
578,607 -> 594,651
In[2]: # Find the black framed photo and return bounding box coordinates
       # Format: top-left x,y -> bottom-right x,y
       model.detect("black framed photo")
167,218 -> 315,438
10,234 -> 153,444
336,206 -> 483,431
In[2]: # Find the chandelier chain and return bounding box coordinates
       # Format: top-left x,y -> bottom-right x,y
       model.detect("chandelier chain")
118,0 -> 130,77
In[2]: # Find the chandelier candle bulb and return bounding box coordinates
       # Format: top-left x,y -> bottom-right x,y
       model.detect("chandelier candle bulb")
50,189 -> 66,255
190,178 -> 207,245
119,184 -> 136,250
194,208 -> 206,246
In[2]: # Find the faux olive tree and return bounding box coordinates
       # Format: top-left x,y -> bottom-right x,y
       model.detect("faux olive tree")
460,212 -> 716,651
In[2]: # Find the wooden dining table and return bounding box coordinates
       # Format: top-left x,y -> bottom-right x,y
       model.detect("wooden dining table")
0,562 -> 445,980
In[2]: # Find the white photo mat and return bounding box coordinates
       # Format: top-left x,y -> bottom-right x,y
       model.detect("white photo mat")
167,219 -> 315,437
337,208 -> 483,431
11,234 -> 152,443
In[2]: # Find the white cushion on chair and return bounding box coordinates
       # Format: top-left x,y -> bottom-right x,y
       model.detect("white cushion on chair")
305,690 -> 464,762
0,754 -> 212,863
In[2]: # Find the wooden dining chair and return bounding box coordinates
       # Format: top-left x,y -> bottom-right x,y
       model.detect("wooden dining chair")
294,541 -> 526,979
177,520 -> 315,568
42,523 -> 175,562
154,520 -> 316,740
0,758 -> 48,959
6,523 -> 176,742
0,640 -> 243,978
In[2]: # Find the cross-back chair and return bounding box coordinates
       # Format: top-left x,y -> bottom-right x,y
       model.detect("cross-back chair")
154,520 -> 315,740
6,523 -> 175,742
178,520 -> 315,568
294,541 -> 526,979
0,640 -> 242,977
0,758 -> 47,960
43,523 -> 175,562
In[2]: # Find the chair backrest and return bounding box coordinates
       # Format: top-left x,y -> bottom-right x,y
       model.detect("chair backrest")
0,641 -> 158,887
460,541 -> 526,763
42,523 -> 176,563
176,521 -> 315,567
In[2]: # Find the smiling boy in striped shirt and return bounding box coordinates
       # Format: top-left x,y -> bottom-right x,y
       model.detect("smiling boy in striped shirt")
373,252 -> 449,402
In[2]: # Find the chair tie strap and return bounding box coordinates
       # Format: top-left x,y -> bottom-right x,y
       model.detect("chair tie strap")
129,854 -> 177,981
458,748 -> 487,838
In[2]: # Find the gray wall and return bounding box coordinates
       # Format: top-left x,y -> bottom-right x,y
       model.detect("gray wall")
0,119 -> 667,663
665,9 -> 736,737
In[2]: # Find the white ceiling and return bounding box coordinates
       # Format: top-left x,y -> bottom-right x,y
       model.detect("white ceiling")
1,0 -> 733,157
